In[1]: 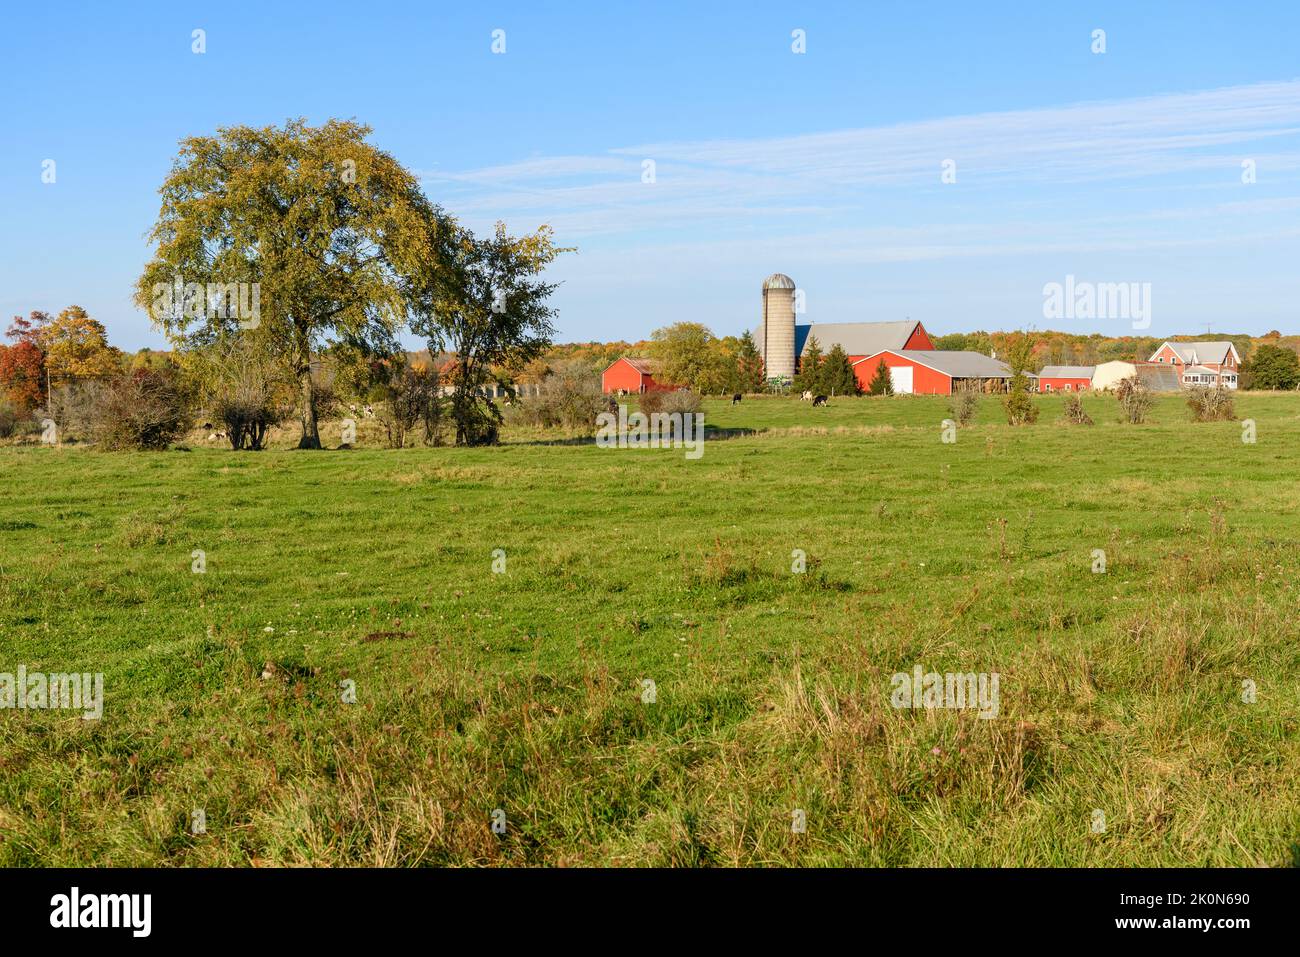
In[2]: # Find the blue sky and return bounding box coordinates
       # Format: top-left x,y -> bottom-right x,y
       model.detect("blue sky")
3,1 -> 1299,350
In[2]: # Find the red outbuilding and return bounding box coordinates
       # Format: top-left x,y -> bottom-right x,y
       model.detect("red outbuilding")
851,350 -> 1019,395
601,356 -> 676,394
1036,366 -> 1095,392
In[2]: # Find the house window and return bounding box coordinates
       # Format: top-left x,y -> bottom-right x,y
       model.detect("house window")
1064,383 -> 1072,391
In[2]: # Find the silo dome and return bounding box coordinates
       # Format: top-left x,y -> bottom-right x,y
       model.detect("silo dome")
763,273 -> 797,291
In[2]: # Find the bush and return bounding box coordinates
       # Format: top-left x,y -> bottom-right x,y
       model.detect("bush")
86,367 -> 192,450
187,336 -> 293,450
1185,385 -> 1236,422
1002,382 -> 1038,425
640,389 -> 703,416
0,398 -> 21,438
506,371 -> 606,432
372,365 -> 443,448
950,390 -> 978,425
1061,392 -> 1093,425
1115,375 -> 1152,424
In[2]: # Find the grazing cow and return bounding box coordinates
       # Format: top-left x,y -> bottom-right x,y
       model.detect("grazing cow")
362,405 -> 375,418
800,390 -> 814,402
812,395 -> 828,407
731,393 -> 742,405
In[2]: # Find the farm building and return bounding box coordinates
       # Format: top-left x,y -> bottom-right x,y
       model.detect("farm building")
755,273 -> 1011,394
1037,365 -> 1094,392
850,350 -> 1021,395
1148,341 -> 1240,389
1090,361 -> 1182,392
601,356 -> 677,394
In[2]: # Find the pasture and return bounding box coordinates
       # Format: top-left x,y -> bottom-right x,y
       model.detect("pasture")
2,391 -> 1299,866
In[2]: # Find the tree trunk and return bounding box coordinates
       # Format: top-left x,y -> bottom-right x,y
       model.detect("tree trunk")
297,363 -> 321,449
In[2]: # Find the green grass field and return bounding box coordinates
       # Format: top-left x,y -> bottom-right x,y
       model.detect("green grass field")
3,391 -> 1299,866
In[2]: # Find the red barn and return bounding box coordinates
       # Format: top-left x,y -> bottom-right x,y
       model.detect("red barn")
1036,365 -> 1094,392
601,356 -> 676,394
851,350 -> 1019,395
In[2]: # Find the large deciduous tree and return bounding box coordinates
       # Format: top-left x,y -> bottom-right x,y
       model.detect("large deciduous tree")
41,306 -> 122,385
133,118 -> 452,448
411,222 -> 566,446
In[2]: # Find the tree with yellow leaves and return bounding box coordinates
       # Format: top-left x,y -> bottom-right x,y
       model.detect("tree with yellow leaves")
40,306 -> 122,386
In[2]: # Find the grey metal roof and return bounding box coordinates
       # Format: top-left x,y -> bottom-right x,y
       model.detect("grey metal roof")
762,273 -> 797,290
855,349 -> 1014,378
1156,341 -> 1237,364
1134,365 -> 1182,391
905,350 -> 1015,377
793,320 -> 920,357
1038,365 -> 1095,378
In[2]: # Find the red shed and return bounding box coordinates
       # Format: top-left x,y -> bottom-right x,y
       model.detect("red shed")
602,356 -> 675,394
1036,365 -> 1095,392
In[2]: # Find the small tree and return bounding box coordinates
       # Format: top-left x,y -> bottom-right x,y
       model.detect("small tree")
411,222 -> 567,446
735,330 -> 765,393
821,344 -> 860,396
867,358 -> 893,396
1115,375 -> 1152,424
794,334 -> 824,394
1001,332 -> 1039,425
2,312 -> 50,411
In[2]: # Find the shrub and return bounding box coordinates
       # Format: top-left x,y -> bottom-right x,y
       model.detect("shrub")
1002,380 -> 1038,425
86,367 -> 192,450
372,365 -> 443,448
1061,392 -> 1093,425
1115,375 -> 1152,424
506,370 -> 606,433
950,390 -> 978,425
0,398 -> 21,438
1185,385 -> 1236,422
187,336 -> 293,450
640,389 -> 703,416
659,389 -> 703,415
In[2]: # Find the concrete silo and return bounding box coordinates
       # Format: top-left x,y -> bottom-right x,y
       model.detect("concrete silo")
761,273 -> 797,382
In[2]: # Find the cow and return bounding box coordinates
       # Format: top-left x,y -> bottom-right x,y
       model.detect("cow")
800,390 -> 814,402
812,395 -> 828,407
362,405 -> 375,418
731,393 -> 742,405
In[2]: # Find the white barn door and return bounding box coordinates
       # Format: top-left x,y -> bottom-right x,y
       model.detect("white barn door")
890,366 -> 913,394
